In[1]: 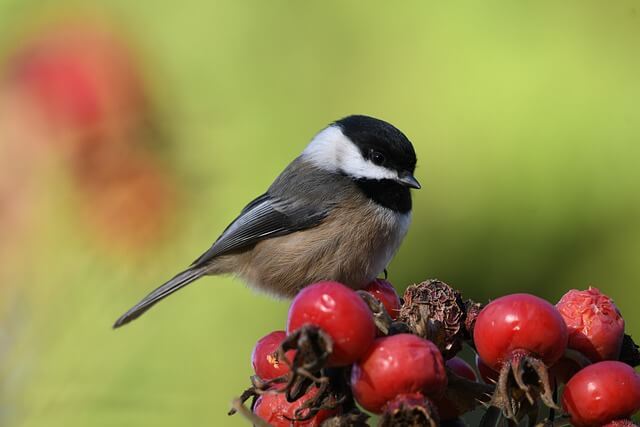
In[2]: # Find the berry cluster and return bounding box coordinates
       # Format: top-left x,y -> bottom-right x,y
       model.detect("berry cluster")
230,280 -> 640,426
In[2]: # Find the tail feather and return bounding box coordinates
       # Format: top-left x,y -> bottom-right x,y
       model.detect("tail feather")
113,268 -> 205,328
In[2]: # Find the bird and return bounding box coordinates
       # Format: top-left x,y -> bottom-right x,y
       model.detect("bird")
113,115 -> 420,328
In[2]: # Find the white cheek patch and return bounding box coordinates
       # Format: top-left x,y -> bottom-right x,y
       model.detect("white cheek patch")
302,125 -> 398,181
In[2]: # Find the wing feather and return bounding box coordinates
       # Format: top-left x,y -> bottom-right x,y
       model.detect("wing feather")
191,193 -> 328,268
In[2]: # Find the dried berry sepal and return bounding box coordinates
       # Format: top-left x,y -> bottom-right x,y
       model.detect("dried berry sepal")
378,393 -> 440,427
479,398 -> 540,427
231,378 -> 342,424
230,325 -> 345,422
489,351 -> 557,422
276,326 -> 343,420
399,279 -> 467,358
282,325 -> 333,375
357,290 -> 394,335
463,299 -> 483,342
620,334 -> 640,367
279,325 -> 334,401
228,375 -> 287,416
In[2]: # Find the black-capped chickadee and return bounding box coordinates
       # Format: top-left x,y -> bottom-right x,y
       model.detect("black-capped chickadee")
114,115 -> 420,328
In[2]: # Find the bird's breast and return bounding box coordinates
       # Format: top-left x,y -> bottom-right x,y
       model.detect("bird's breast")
236,201 -> 411,297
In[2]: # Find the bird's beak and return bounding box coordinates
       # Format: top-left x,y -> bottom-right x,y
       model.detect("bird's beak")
396,172 -> 421,189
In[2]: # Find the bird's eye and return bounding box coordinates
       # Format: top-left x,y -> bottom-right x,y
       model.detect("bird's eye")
370,150 -> 386,166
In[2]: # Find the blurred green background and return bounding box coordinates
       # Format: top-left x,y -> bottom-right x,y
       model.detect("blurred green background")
1,1 -> 639,426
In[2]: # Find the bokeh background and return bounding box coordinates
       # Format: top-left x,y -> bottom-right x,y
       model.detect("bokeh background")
1,1 -> 639,426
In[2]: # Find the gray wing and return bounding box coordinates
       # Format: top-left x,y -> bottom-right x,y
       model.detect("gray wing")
190,192 -> 329,268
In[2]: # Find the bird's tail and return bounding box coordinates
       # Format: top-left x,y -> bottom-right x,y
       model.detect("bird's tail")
113,267 -> 205,328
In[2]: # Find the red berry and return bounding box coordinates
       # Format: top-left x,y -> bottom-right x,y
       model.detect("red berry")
363,279 -> 401,320
475,354 -> 499,384
433,357 -> 477,420
286,281 -> 376,367
562,361 -> 640,427
253,386 -> 337,426
350,334 -> 447,414
251,331 -> 295,380
556,287 -> 625,362
473,293 -> 568,370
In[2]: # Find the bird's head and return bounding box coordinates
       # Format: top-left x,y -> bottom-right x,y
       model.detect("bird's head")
302,115 -> 420,189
